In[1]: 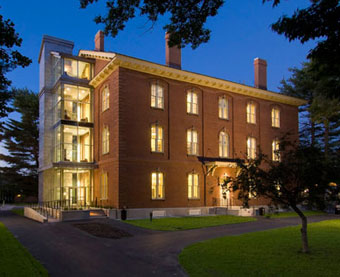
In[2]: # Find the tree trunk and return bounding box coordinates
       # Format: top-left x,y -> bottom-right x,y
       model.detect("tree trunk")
291,205 -> 309,253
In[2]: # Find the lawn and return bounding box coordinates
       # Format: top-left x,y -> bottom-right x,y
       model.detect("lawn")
269,210 -> 326,218
0,222 -> 48,276
125,215 -> 256,231
12,208 -> 24,216
179,219 -> 340,277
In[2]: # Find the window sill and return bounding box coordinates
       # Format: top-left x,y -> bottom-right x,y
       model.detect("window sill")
151,198 -> 165,201
188,198 -> 200,200
151,151 -> 164,154
150,106 -> 164,111
218,117 -> 229,121
271,126 -> 280,129
187,154 -> 199,157
102,108 -> 110,113
187,112 -> 199,116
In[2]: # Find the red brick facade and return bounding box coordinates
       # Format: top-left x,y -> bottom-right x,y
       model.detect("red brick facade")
92,66 -> 299,209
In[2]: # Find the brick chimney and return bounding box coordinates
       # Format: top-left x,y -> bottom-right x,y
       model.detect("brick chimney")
95,30 -> 104,51
254,58 -> 267,90
165,33 -> 181,69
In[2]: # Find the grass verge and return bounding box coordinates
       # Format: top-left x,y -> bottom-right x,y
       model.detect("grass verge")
125,215 -> 256,231
269,210 -> 326,218
179,219 -> 340,277
12,208 -> 24,216
0,222 -> 48,276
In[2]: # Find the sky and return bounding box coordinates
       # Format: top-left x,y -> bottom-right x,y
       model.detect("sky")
1,0 -> 315,165
2,0 -> 316,93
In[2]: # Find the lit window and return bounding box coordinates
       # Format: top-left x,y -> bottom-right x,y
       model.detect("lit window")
219,97 -> 228,119
102,86 -> 109,112
102,126 -> 109,154
247,137 -> 256,159
187,90 -> 198,114
272,138 -> 281,161
100,172 -> 108,200
151,83 -> 164,109
187,129 -> 198,155
151,124 -> 163,152
247,102 -> 256,124
219,131 -> 229,158
151,172 -> 164,199
188,173 -> 199,199
271,107 -> 280,128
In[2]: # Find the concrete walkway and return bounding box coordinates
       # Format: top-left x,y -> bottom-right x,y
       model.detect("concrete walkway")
0,210 -> 339,277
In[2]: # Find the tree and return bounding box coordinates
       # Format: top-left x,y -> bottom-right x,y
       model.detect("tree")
280,61 -> 340,156
0,12 -> 31,119
270,0 -> 340,98
0,89 -> 39,198
223,141 -> 338,253
80,0 -> 224,48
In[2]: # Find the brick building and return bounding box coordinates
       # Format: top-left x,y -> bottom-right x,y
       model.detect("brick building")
38,32 -> 305,217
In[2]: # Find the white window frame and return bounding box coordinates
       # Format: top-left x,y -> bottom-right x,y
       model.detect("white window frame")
247,102 -> 256,124
188,173 -> 199,199
272,138 -> 281,161
247,137 -> 256,159
187,90 -> 198,114
187,129 -> 198,155
151,124 -> 164,153
151,83 -> 164,109
218,97 -> 228,119
102,126 -> 109,154
219,131 -> 229,158
102,86 -> 109,112
151,172 -> 164,200
100,171 -> 108,200
271,107 -> 280,128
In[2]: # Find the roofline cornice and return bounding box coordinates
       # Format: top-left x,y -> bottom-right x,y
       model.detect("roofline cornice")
79,51 -> 307,107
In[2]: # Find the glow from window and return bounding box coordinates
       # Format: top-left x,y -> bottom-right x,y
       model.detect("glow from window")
271,107 -> 280,128
151,172 -> 164,199
102,86 -> 109,112
247,137 -> 256,159
219,97 -> 228,119
187,129 -> 198,155
247,102 -> 256,124
187,90 -> 198,114
272,138 -> 281,161
151,124 -> 163,152
101,172 -> 108,200
188,173 -> 199,199
151,83 -> 164,109
102,126 -> 109,154
219,131 -> 229,158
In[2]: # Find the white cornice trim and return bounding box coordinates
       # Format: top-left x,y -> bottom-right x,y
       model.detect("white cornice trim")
80,51 -> 306,106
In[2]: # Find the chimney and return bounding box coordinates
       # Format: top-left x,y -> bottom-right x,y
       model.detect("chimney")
95,30 -> 104,51
254,58 -> 267,90
165,33 -> 181,69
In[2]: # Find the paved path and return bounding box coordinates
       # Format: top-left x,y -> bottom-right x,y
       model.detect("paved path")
0,210 -> 339,277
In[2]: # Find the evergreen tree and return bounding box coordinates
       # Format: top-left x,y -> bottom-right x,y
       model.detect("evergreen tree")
0,89 -> 39,198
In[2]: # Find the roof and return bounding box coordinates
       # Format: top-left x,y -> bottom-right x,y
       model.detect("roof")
78,50 -> 307,107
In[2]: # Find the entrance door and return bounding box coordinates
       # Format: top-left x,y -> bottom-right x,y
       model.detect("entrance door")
220,185 -> 230,207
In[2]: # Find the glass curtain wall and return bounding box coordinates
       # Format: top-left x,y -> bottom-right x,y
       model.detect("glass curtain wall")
53,84 -> 92,124
54,125 -> 93,163
45,169 -> 92,206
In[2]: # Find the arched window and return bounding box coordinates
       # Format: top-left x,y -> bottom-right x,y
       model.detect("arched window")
151,124 -> 163,152
151,82 -> 164,109
272,138 -> 281,161
187,129 -> 198,155
188,173 -> 199,199
246,102 -> 256,124
151,171 -> 164,199
247,136 -> 256,159
218,97 -> 228,119
271,107 -> 280,128
219,131 -> 229,158
187,90 -> 198,114
102,126 -> 109,154
102,86 -> 109,112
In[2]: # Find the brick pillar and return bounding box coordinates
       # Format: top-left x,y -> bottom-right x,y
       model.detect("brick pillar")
165,33 -> 181,69
254,58 -> 267,90
95,30 -> 104,51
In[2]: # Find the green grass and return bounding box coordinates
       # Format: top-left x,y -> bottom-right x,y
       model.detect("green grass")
269,210 -> 326,218
12,208 -> 24,216
0,222 -> 48,276
125,215 -> 256,231
179,219 -> 340,277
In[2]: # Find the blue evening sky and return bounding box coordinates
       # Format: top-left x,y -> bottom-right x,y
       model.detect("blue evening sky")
2,0 -> 315,93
